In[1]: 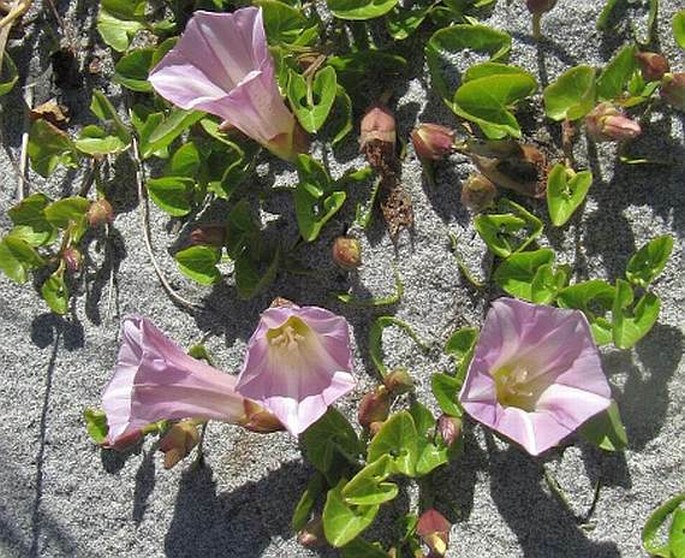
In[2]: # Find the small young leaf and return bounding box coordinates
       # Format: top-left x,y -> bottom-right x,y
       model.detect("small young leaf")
174,245 -> 221,285
8,193 -> 55,246
367,411 -> 419,477
642,492 -> 685,558
557,280 -> 616,345
44,197 -> 90,229
546,164 -> 593,227
28,120 -> 78,178
579,400 -> 628,451
597,44 -> 638,100
387,5 -> 430,40
342,455 -> 398,506
322,482 -> 379,548
84,408 -> 109,445
530,263 -> 571,304
493,248 -> 555,301
326,0 -> 398,20
474,200 -> 543,258
146,176 -> 195,216
543,65 -> 596,121
612,279 -> 661,349
431,373 -> 463,417
41,269 -> 69,315
287,67 -> 338,133
625,235 -> 674,288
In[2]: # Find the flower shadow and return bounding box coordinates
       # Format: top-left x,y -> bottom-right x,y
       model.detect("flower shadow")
488,445 -> 620,558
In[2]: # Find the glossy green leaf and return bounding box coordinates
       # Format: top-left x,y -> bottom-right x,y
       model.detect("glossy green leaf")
530,263 -> 571,304
322,482 -> 379,548
291,473 -> 325,531
340,537 -> 388,558
326,0 -> 398,20
28,120 -> 78,178
256,0 -> 318,45
325,85 -> 353,145
557,280 -> 616,345
612,279 -> 661,349
642,492 -> 685,558
543,65 -> 596,121
452,67 -> 537,139
8,193 -> 55,246
41,269 -> 69,315
474,200 -> 543,258
367,411 -> 418,477
287,67 -> 337,133
96,8 -> 144,52
670,509 -> 685,558
342,455 -> 398,506
234,243 -> 280,300
546,163 -> 593,226
84,408 -> 109,445
174,245 -> 221,285
415,437 -> 449,477
674,11 -> 685,49
44,197 -> 90,229
74,125 -> 128,157
431,373 -> 463,417
426,24 -> 511,103
0,52 -> 18,96
90,90 -> 131,144
301,408 -> 361,476
0,236 -> 44,283
139,108 -> 204,159
494,248 -> 555,301
114,48 -> 154,92
597,44 -> 638,100
579,400 -> 628,451
146,176 -> 194,216
444,326 -> 478,378
625,235 -> 674,288
168,143 -> 201,177
386,5 -> 430,40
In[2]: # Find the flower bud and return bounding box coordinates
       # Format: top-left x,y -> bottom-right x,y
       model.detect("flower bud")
526,0 -> 557,14
437,414 -> 462,447
383,368 -> 414,394
190,225 -> 226,247
358,386 -> 391,428
416,509 -> 451,557
635,51 -> 670,82
661,73 -> 685,112
585,102 -> 641,142
331,236 -> 362,270
62,247 -> 82,272
297,517 -> 325,548
159,421 -> 200,469
411,123 -> 456,161
87,198 -> 113,227
360,104 -> 396,169
241,400 -> 284,433
460,174 -> 496,212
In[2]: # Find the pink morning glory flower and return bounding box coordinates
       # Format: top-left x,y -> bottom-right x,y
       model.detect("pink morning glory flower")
102,316 -> 281,447
459,298 -> 612,456
236,301 -> 356,436
148,7 -> 306,161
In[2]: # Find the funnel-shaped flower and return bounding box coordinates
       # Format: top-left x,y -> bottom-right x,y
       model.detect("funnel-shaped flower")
459,298 -> 611,456
148,7 -> 304,161
102,316 -> 280,446
236,302 -> 355,436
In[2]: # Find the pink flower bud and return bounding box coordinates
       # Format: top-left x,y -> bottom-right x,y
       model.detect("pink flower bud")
331,236 -> 362,269
383,368 -> 414,394
190,225 -> 226,247
585,102 -> 641,142
460,174 -> 496,212
87,198 -> 113,227
635,51 -> 670,82
661,73 -> 685,112
159,421 -> 200,469
358,386 -> 391,428
62,247 -> 82,272
437,414 -> 462,447
526,0 -> 557,14
411,123 -> 456,161
416,509 -> 451,557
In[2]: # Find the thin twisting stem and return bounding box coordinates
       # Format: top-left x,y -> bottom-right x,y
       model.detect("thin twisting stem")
129,125 -> 201,311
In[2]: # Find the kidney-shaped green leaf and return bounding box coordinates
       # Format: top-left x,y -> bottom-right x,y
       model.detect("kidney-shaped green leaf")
543,65 -> 596,121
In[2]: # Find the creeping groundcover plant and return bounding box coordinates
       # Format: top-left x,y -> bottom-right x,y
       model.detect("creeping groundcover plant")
0,0 -> 682,556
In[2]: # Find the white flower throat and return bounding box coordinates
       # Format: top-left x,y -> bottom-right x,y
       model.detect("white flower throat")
494,363 -> 546,412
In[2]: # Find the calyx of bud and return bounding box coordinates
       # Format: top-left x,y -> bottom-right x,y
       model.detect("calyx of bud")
411,123 -> 456,161
87,198 -> 114,227
159,421 -> 200,469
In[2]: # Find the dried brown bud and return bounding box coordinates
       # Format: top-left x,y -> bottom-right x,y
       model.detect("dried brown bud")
331,236 -> 362,269
411,123 -> 456,161
635,51 -> 670,82
526,0 -> 557,14
416,509 -> 451,557
437,414 -> 462,447
87,198 -> 113,227
190,225 -> 226,247
460,174 -> 496,212
360,104 -> 396,170
297,517 -> 325,548
383,369 -> 414,394
159,421 -> 200,469
62,247 -> 82,273
358,386 -> 391,428
585,102 -> 642,142
661,73 -> 685,112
